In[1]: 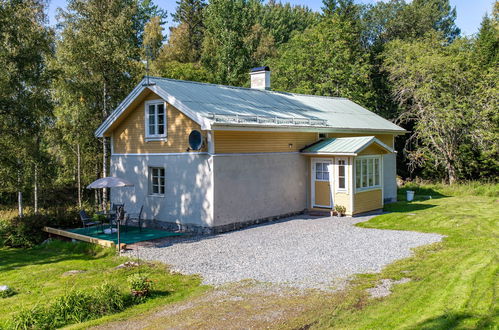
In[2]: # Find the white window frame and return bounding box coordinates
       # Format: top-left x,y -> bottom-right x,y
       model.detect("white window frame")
355,155 -> 382,192
336,157 -> 348,193
314,160 -> 331,182
145,100 -> 167,141
149,166 -> 165,196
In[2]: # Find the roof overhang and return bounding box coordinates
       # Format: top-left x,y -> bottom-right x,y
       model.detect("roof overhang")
301,136 -> 395,155
211,124 -> 407,135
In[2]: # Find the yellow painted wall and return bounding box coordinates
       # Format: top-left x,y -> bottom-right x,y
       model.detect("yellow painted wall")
113,92 -> 204,154
309,156 -> 353,215
353,189 -> 382,214
358,143 -> 389,155
327,133 -> 394,148
214,131 -> 317,153
213,131 -> 396,154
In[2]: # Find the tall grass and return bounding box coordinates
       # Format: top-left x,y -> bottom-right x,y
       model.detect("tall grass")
10,284 -> 133,329
399,181 -> 499,197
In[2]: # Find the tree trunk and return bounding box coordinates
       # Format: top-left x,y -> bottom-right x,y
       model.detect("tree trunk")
17,163 -> 23,218
102,83 -> 108,210
77,143 -> 82,208
34,164 -> 38,214
447,162 -> 457,185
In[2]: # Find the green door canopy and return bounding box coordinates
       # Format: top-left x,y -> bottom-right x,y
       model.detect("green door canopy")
301,136 -> 394,156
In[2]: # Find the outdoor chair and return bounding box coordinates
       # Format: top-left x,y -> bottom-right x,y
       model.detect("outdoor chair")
125,205 -> 143,232
79,210 -> 103,233
110,206 -> 126,230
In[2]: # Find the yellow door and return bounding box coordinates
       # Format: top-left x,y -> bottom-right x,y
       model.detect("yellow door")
312,160 -> 332,208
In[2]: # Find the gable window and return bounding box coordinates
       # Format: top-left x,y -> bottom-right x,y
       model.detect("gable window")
337,158 -> 347,191
355,157 -> 381,190
145,101 -> 166,140
149,167 -> 165,196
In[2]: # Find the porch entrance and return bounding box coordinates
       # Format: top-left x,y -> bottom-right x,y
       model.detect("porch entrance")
311,159 -> 333,208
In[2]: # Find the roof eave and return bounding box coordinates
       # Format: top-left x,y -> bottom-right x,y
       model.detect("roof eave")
301,152 -> 358,156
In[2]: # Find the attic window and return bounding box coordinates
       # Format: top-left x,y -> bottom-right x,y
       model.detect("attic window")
145,100 -> 166,140
318,133 -> 327,139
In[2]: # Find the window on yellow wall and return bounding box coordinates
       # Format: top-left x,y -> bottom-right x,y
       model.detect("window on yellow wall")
356,156 -> 381,190
337,159 -> 347,191
145,101 -> 166,140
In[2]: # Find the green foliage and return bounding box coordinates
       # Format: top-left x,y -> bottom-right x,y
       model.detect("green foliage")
128,273 -> 154,298
383,32 -> 498,183
10,283 -> 132,329
334,204 -> 346,215
270,15 -> 373,106
0,209 -> 80,248
0,287 -> 15,299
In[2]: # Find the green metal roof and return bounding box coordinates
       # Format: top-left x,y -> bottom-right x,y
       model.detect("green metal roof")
96,76 -> 408,137
301,136 -> 393,155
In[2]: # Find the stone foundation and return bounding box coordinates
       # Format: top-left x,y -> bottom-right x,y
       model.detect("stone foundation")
141,210 -> 306,235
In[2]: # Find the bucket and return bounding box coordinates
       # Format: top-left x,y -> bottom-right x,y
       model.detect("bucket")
406,190 -> 415,202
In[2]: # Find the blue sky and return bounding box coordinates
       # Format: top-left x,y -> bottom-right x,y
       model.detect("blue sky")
47,0 -> 495,36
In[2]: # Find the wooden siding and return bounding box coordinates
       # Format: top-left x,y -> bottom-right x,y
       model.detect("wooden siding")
353,189 -> 382,214
358,143 -> 389,155
214,131 -> 317,153
113,92 -> 204,154
333,157 -> 353,215
327,133 -> 394,148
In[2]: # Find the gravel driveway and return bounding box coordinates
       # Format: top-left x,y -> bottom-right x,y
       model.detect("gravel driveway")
128,215 -> 442,290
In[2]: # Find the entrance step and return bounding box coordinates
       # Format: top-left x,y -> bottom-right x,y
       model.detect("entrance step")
307,210 -> 333,217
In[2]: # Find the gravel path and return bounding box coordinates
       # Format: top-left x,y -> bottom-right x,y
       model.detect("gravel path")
127,214 -> 442,290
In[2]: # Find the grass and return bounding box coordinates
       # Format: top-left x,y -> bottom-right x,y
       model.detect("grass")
0,240 -> 207,329
289,183 -> 498,329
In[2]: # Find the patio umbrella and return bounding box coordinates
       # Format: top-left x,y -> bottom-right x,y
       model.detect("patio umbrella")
86,176 -> 134,189
86,176 -> 134,255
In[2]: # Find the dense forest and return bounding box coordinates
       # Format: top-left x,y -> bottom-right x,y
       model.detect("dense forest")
0,0 -> 498,213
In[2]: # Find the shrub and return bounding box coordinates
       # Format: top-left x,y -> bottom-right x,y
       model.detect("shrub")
0,286 -> 15,298
128,273 -> 153,298
335,204 -> 347,215
10,284 -> 133,329
0,208 -> 80,248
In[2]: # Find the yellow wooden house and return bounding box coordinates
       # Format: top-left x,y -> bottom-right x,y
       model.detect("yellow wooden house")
95,67 -> 406,233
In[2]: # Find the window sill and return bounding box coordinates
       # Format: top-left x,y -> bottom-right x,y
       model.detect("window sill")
145,137 -> 167,142
148,194 -> 165,198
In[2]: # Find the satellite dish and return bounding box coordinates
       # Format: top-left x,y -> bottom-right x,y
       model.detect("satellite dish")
188,130 -> 203,150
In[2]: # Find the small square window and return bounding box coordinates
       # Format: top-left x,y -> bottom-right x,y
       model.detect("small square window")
149,167 -> 165,196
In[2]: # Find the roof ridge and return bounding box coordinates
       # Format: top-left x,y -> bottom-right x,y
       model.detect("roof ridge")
146,76 -> 349,100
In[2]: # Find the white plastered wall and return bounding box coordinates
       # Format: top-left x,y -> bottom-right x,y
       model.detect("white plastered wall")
212,153 -> 308,226
110,154 -> 214,227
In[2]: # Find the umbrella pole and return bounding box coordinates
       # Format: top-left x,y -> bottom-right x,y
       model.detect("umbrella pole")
117,217 -> 121,256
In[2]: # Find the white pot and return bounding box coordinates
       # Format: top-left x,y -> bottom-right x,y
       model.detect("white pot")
406,190 -> 415,202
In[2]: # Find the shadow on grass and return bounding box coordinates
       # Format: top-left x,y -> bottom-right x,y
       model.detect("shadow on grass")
383,202 -> 438,213
414,311 -> 494,329
0,243 -> 109,272
397,187 -> 448,201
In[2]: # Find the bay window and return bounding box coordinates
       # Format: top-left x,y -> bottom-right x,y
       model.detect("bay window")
355,157 -> 381,190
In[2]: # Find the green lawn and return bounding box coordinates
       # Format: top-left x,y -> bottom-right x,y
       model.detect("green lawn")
299,183 -> 498,329
0,241 -> 207,329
